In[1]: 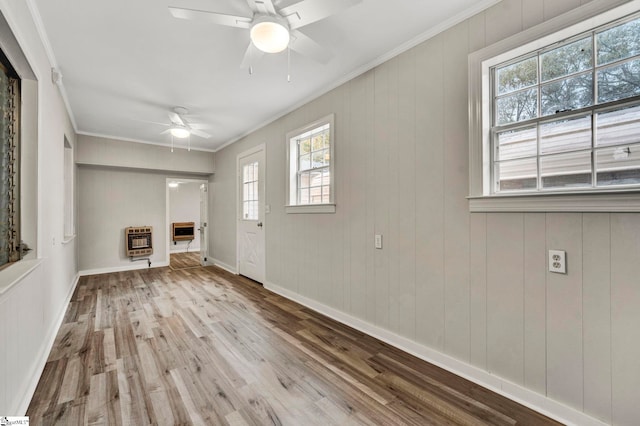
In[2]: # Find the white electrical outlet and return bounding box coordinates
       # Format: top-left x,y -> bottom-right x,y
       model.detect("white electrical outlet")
549,250 -> 566,274
375,234 -> 383,249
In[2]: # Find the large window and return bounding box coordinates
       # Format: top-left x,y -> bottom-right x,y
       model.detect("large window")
0,50 -> 21,269
286,114 -> 335,213
493,14 -> 640,193
469,1 -> 640,212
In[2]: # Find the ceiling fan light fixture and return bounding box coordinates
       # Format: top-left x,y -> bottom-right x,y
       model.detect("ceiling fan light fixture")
170,126 -> 190,138
250,18 -> 290,53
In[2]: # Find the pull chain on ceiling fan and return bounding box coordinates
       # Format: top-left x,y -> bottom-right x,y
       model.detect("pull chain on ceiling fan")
160,107 -> 211,151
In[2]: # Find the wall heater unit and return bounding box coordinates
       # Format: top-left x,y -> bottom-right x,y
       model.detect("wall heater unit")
172,222 -> 195,241
125,226 -> 153,257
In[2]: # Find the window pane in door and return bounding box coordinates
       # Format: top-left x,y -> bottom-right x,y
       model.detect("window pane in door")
242,161 -> 259,220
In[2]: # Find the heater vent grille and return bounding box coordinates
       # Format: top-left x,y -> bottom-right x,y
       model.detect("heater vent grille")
172,222 -> 195,241
125,226 -> 153,257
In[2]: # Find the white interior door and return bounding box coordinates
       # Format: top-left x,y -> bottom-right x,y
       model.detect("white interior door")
237,147 -> 265,283
199,183 -> 208,266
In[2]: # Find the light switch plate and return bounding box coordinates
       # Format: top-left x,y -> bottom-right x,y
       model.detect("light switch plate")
549,249 -> 566,274
375,234 -> 382,249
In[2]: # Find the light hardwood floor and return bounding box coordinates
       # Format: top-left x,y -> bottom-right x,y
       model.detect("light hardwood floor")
27,265 -> 559,425
170,251 -> 201,270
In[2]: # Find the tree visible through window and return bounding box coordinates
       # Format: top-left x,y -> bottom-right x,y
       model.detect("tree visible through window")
492,15 -> 640,193
286,114 -> 335,211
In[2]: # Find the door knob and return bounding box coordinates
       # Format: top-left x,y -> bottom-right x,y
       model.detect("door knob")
257,222 -> 263,228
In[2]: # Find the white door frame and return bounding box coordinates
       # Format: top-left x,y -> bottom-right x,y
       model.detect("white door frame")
236,144 -> 266,278
165,177 -> 210,265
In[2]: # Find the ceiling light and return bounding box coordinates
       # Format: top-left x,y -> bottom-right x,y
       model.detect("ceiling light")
168,182 -> 179,188
250,17 -> 290,53
170,126 -> 190,138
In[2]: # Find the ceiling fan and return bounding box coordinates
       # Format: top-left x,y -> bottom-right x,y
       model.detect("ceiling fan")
168,0 -> 363,69
162,107 -> 211,139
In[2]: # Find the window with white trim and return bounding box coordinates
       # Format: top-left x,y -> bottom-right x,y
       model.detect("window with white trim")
493,14 -> 640,193
469,1 -> 640,211
286,114 -> 335,213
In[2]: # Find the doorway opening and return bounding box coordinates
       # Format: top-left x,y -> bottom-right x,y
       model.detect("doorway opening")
165,177 -> 209,269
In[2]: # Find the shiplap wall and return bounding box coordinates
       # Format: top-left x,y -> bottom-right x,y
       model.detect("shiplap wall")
211,0 -> 639,424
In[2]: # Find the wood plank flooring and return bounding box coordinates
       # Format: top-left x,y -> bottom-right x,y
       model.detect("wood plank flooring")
27,265 -> 560,425
170,252 -> 201,270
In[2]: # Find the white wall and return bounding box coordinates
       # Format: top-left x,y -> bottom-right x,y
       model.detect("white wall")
78,166 -> 169,272
169,181 -> 201,253
211,0 -> 639,425
77,134 -> 215,175
0,0 -> 78,415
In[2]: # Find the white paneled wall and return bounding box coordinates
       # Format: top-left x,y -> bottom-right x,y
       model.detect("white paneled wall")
0,266 -> 44,413
0,0 -> 79,415
211,0 -> 639,424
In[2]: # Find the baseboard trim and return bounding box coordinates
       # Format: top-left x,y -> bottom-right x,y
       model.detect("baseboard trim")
18,273 -> 80,415
169,247 -> 200,254
211,258 -> 237,275
79,261 -> 170,277
264,281 -> 607,426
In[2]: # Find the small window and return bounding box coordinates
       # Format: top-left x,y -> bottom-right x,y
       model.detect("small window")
286,114 -> 335,213
242,161 -> 259,220
469,2 -> 640,211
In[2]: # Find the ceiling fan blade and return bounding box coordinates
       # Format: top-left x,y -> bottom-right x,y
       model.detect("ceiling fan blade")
168,111 -> 185,125
281,0 -> 362,30
256,0 -> 277,15
168,6 -> 252,29
191,129 -> 212,139
289,30 -> 332,64
240,42 -> 264,69
132,118 -> 170,127
187,123 -> 211,130
246,0 -> 259,13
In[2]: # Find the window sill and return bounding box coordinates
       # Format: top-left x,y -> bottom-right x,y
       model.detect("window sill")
285,204 -> 336,214
62,234 -> 76,244
468,190 -> 640,212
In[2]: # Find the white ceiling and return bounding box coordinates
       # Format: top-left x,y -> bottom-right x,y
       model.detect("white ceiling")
32,0 -> 499,151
